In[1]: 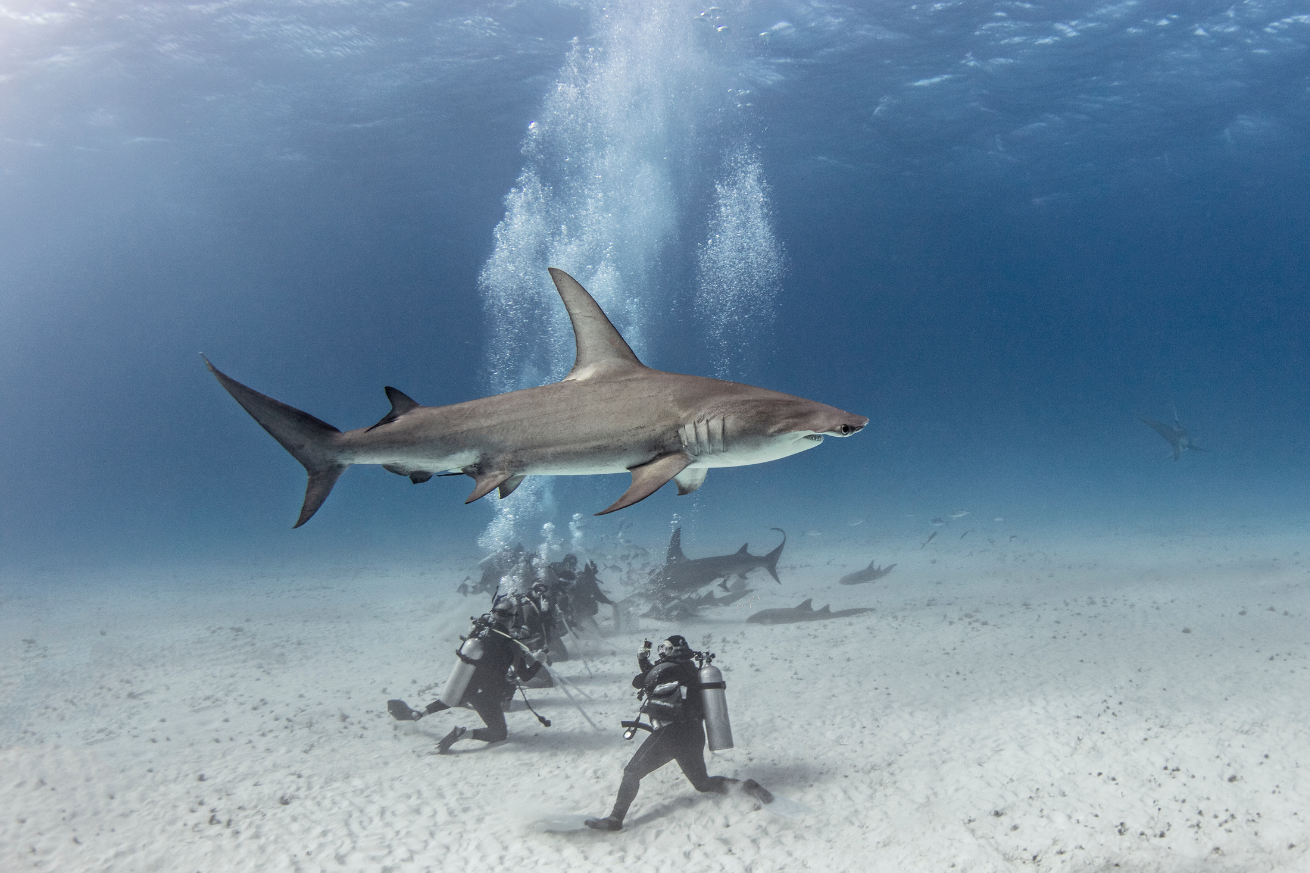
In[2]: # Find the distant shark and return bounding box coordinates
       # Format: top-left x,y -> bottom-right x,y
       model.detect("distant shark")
746,598 -> 874,625
652,527 -> 786,594
1139,408 -> 1207,460
206,268 -> 867,526
837,560 -> 895,586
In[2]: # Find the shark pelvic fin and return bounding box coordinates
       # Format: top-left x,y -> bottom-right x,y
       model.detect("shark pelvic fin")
674,467 -> 707,495
548,268 -> 645,382
498,475 -> 526,499
368,386 -> 421,431
464,469 -> 514,504
597,453 -> 692,515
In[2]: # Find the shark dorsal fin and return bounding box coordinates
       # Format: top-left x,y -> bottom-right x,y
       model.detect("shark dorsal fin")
736,543 -> 749,555
666,527 -> 686,563
549,268 -> 644,381
818,604 -> 831,613
797,598 -> 813,611
369,386 -> 421,431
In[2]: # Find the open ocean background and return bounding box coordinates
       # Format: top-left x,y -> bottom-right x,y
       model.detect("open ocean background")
2,0 -> 1309,576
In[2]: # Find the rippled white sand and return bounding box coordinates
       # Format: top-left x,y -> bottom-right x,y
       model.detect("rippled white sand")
3,524 -> 1309,872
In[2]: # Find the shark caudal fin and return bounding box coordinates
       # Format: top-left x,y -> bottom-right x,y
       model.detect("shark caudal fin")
763,528 -> 786,584
203,356 -> 350,527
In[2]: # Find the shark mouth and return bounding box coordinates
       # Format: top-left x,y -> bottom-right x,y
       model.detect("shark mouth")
804,434 -> 824,443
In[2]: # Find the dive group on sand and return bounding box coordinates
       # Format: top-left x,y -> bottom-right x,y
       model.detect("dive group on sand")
387,597 -> 773,832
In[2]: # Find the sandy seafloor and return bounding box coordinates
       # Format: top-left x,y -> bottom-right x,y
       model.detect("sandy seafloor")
3,520 -> 1310,873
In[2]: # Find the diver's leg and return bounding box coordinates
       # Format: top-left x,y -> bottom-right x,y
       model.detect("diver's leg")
673,722 -> 736,794
467,694 -> 508,743
587,727 -> 679,830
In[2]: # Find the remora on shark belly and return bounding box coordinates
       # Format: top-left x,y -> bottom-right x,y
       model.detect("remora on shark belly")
205,268 -> 867,526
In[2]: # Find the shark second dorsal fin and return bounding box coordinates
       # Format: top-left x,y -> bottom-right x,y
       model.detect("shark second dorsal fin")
548,268 -> 645,381
369,386 -> 421,431
818,604 -> 831,613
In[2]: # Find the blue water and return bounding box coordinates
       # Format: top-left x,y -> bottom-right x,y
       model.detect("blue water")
2,1 -> 1308,574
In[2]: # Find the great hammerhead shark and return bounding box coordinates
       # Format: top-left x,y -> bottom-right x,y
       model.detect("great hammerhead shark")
653,527 -> 786,595
1139,408 -> 1207,460
206,268 -> 867,526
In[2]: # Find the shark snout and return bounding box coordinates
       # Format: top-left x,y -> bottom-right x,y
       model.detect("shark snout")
829,416 -> 868,437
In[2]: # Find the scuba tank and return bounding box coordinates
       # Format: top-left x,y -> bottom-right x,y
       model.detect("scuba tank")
437,634 -> 484,707
698,655 -> 733,751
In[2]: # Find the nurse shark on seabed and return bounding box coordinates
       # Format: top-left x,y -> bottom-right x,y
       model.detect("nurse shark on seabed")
837,559 -> 895,586
1139,407 -> 1208,460
745,598 -> 875,625
205,268 -> 868,526
653,527 -> 787,595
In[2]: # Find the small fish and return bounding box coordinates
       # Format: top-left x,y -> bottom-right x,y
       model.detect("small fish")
960,529 -> 972,540
838,560 -> 896,585
949,510 -> 970,519
848,519 -> 865,526
921,531 -> 937,549
931,517 -> 947,526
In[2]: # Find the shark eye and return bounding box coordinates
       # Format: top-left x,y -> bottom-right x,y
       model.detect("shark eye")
839,424 -> 851,435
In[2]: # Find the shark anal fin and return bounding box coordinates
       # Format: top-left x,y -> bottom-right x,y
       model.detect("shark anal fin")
597,453 -> 692,515
674,467 -> 707,495
548,268 -> 645,381
498,475 -> 526,499
369,386 -> 422,431
464,469 -> 514,504
382,463 -> 433,484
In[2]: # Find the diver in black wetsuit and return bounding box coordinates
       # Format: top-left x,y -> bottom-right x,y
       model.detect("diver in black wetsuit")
386,596 -> 544,753
585,635 -> 771,831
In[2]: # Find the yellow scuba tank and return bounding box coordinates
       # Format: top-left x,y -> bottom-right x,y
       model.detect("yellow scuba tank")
438,635 -> 484,707
699,661 -> 733,751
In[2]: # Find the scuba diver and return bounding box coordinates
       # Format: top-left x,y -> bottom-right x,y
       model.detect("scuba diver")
386,595 -> 545,754
520,580 -> 569,662
585,635 -> 773,831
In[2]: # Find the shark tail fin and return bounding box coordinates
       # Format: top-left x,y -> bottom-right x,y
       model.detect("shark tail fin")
203,356 -> 350,528
763,528 -> 786,584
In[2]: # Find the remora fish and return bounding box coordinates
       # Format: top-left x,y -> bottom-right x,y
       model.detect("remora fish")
837,560 -> 895,586
746,598 -> 874,625
1139,409 -> 1207,460
653,527 -> 786,594
206,268 -> 868,526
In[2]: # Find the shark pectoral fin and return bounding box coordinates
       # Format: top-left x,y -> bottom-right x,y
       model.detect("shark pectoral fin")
464,469 -> 514,504
597,453 -> 692,515
296,464 -> 349,528
368,386 -> 422,431
674,467 -> 707,496
498,475 -> 526,499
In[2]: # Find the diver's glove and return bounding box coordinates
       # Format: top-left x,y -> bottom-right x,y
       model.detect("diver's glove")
640,639 -> 652,658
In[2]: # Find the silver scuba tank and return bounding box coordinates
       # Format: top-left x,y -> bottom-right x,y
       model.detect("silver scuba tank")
438,635 -> 484,707
698,663 -> 733,751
